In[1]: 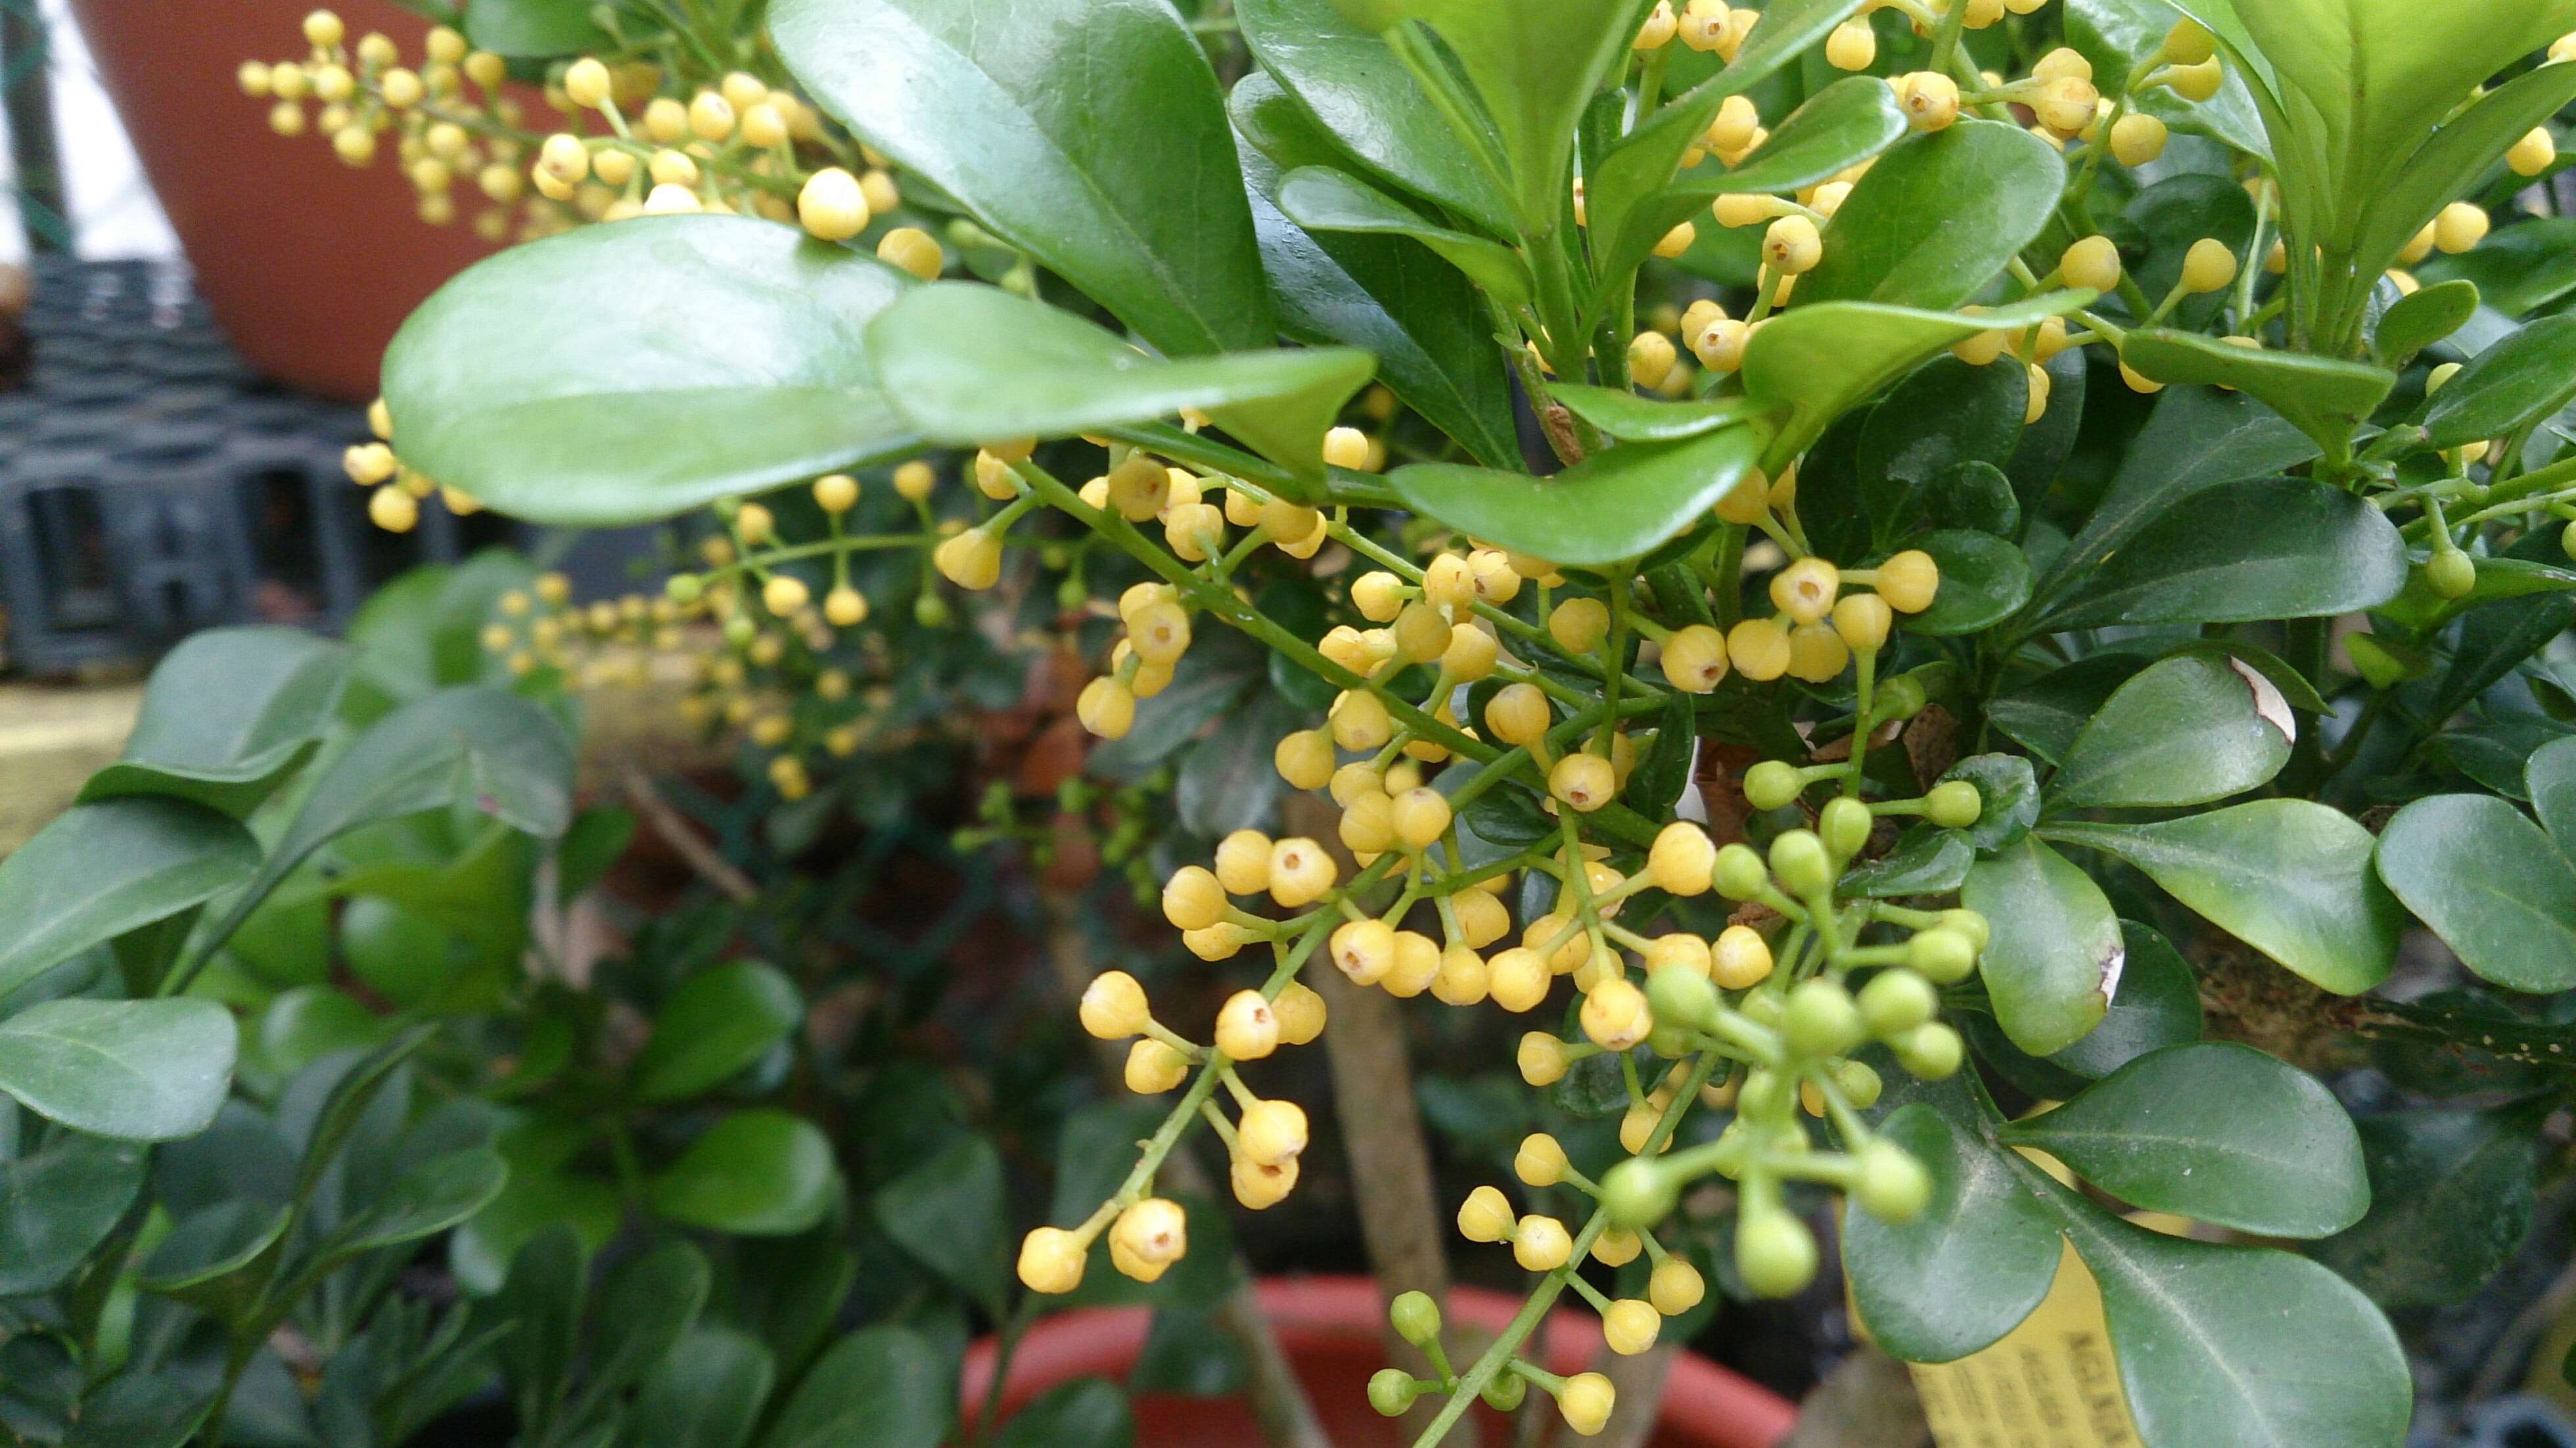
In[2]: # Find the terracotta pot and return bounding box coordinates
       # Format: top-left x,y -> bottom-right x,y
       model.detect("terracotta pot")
961,1275 -> 1798,1448
65,0 -> 503,401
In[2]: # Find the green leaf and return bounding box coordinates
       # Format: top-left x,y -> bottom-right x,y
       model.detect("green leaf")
1989,655 -> 2145,765
875,1135 -> 1009,1315
1235,137 -> 1517,471
1387,420 -> 1762,568
2312,1109 -> 2538,1308
1797,122 -> 2068,309
1963,838 -> 2123,1056
1237,0 -> 1515,236
1843,1102 -> 2062,1362
1546,386 -> 1760,443
2046,800 -> 2401,994
342,1147 -> 510,1254
2358,59 -> 2576,287
867,283 -> 1371,495
578,1242 -> 713,1414
632,963 -> 804,1104
1323,0 -> 1634,233
78,627 -> 348,814
2032,385 -> 2320,613
996,1381 -> 1134,1448
138,1199 -> 290,1322
0,999 -> 235,1141
1856,357 -> 2027,543
1839,827 -> 1975,899
2054,1196 -> 2411,1448
2529,735 -> 2576,851
1903,530 -> 2031,637
772,0 -> 1271,356
383,217 -> 917,527
2000,1043 -> 2366,1238
2372,278 -> 2480,367
1686,77 -> 1909,199
2419,219 -> 2576,320
2041,478 -> 2408,629
651,1110 -> 839,1236
1175,692 -> 1303,837
2424,313 -> 2576,451
0,1135 -> 147,1296
1276,166 -> 1531,306
2376,794 -> 2576,993
2062,0 -> 2266,154
461,0 -> 607,56
0,799 -> 259,999
761,1326 -> 953,1448
1742,292 -> 2091,465
634,1328 -> 777,1448
1943,754 -> 2040,853
2115,331 -> 2394,458
2051,654 -> 2293,808
2050,920 -> 2203,1081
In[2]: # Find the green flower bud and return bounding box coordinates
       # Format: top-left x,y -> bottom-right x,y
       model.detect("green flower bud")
1858,969 -> 1939,1037
1600,1158 -> 1678,1229
1743,759 -> 1805,811
1819,796 -> 1872,859
1783,978 -> 1864,1060
1854,1139 -> 1932,1222
1645,965 -> 1720,1033
1768,829 -> 1831,897
1712,843 -> 1769,900
1369,1369 -> 1420,1417
1893,1022 -> 1964,1079
1735,1208 -> 1818,1298
1908,928 -> 1978,984
1925,780 -> 1983,830
1389,1290 -> 1441,1347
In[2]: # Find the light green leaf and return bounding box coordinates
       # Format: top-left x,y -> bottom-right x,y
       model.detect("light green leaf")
2116,330 -> 2393,458
461,0 -> 606,56
1797,121 -> 2068,309
2375,794 -> 2576,993
79,627 -> 348,815
772,0 -> 1272,356
0,999 -> 237,1141
2371,278 -> 2479,367
1678,76 -> 1909,200
651,1110 -> 839,1236
1742,292 -> 2092,466
866,283 -> 1372,495
1387,420 -> 1763,568
382,217 -> 917,526
2424,313 -> 2576,451
2041,478 -> 2408,628
1843,1102 -> 2061,1362
632,963 -> 804,1104
1962,837 -> 2123,1056
2051,654 -> 2293,808
1276,166 -> 1531,306
761,1326 -> 953,1448
2046,800 -> 2401,994
0,798 -> 260,999
2001,1043 -> 2367,1237
1548,386 -> 1762,443
2528,735 -> 2576,851
1237,0 -> 1515,236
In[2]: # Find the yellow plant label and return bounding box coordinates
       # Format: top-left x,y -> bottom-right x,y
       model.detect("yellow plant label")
1908,1241 -> 2143,1448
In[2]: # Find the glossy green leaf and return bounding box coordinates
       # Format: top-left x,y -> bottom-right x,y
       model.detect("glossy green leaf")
1276,166 -> 1530,305
461,0 -> 606,56
0,798 -> 259,999
1903,530 -> 2031,637
2528,735 -> 2576,851
2313,1109 -> 2538,1308
383,217 -> 916,526
1686,78 -> 1908,200
1232,98 -> 1519,468
1857,356 -> 2026,542
1323,0 -> 1634,233
1962,837 -> 2123,1056
867,283 -> 1371,495
2042,478 -> 2408,628
1174,692 -> 1301,838
2062,0 -> 2266,154
79,627 -> 347,814
773,0 -> 1271,356
0,999 -> 235,1141
2372,278 -> 2479,367
875,1135 -> 1009,1316
1389,419 -> 1762,568
2002,1043 -> 2367,1237
2053,1198 -> 2412,1448
1797,122 -> 2068,309
2117,330 -> 2393,458
1743,292 -> 2090,465
1548,387 -> 1762,443
1943,754 -> 2041,853
651,1110 -> 838,1236
2046,800 -> 2401,994
1989,655 -> 2146,765
0,1135 -> 147,1295
2051,920 -> 2203,1081
2419,219 -> 2576,319
2360,60 -> 2576,286
996,1380 -> 1134,1448
2032,385 -> 2320,612
139,1198 -> 290,1321
632,963 -> 804,1104
2052,654 -> 2293,808
761,1326 -> 952,1448
1843,1102 -> 2061,1361
635,1328 -> 777,1448
1237,0 -> 1514,236
2424,314 -> 2576,450
341,1146 -> 510,1254
2376,794 -> 2576,993
1839,827 -> 1975,899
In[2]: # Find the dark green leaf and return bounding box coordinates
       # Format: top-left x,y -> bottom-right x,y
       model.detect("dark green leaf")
650,1110 -> 839,1236
1175,692 -> 1304,837
2360,61 -> 2576,288
1964,838 -> 2123,1055
2419,218 -> 2576,319
1902,530 -> 2031,636
2052,653 -> 2294,809
2046,801 -> 2401,995
2376,794 -> 2576,993
996,1380 -> 1134,1448
1387,422 -> 1762,568
761,1326 -> 953,1448
875,1135 -> 1009,1315
1843,1102 -> 2061,1362
0,798 -> 259,999
0,1135 -> 147,1295
773,0 -> 1272,356
578,1242 -> 713,1413
384,217 -> 917,526
1276,166 -> 1530,306
2050,920 -> 2203,1081
2115,332 -> 2394,459
139,1198 -> 290,1321
633,963 -> 804,1104
1942,754 -> 2040,853
1988,655 -> 2146,765
2001,1043 -> 2366,1237
0,999 -> 235,1141
1841,827 -> 1974,899
79,627 -> 348,814
2424,314 -> 2576,450
342,1147 -> 509,1254
1797,121 -> 2068,309
1856,357 -> 2026,543
2312,1109 -> 2537,1308
634,1327 -> 777,1448
2043,478 -> 2407,628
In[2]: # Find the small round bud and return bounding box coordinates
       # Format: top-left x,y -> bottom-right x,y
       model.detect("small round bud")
1649,1256 -> 1706,1315
1215,989 -> 1281,1060
1237,1098 -> 1310,1165
1512,1214 -> 1573,1271
1603,1298 -> 1661,1355
1514,1133 -> 1571,1187
2110,112 -> 2169,166
1582,977 -> 1655,1051
1768,830 -> 1831,897
1925,779 -> 1983,829
1458,1184 -> 1515,1242
1559,1372 -> 1617,1436
1856,1139 -> 1934,1221
1908,927 -> 1979,984
1268,837 -> 1339,907
1079,971 -> 1150,1039
1600,1158 -> 1677,1229
1858,969 -> 1939,1037
1736,1210 -> 1818,1298
1783,978 -> 1864,1059
1819,796 -> 1872,859
1646,965 -> 1720,1033
1874,550 -> 1940,612
1124,1039 -> 1190,1094
1660,623 -> 1730,691
1711,844 -> 1769,900
1518,1031 -> 1573,1085
1017,1227 -> 1088,1294
1368,1369 -> 1419,1417
1893,1021 -> 1966,1079
1550,753 -> 1618,813
2180,237 -> 2239,295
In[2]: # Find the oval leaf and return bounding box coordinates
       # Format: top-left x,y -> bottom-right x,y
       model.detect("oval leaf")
650,1110 -> 839,1236
80,628 -> 348,814
2312,1109 -> 2539,1309
2042,477 -> 2407,629
1962,837 -> 2123,1056
0,999 -> 237,1141
1276,166 -> 1530,305
2424,313 -> 2576,450
763,1325 -> 953,1448
2376,794 -> 2576,993
0,798 -> 260,999
2052,654 -> 2293,808
1844,1102 -> 2063,1362
1742,292 -> 2092,465
1387,422 -> 1762,568
1797,120 -> 2068,309
2115,330 -> 2394,459
632,963 -> 804,1105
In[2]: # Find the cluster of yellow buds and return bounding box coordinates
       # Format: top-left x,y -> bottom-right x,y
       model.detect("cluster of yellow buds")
341,397 -> 478,531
